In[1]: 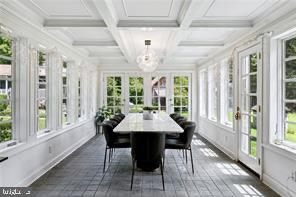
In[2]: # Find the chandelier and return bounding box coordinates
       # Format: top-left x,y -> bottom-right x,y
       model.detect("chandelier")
136,40 -> 159,72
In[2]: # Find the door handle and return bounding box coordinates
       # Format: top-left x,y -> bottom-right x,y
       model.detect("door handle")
235,111 -> 241,120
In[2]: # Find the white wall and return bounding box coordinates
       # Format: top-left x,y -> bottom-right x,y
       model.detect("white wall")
197,10 -> 296,197
0,120 -> 95,186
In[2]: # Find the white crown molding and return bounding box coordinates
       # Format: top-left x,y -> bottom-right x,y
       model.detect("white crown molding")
43,19 -> 106,27
179,41 -> 224,47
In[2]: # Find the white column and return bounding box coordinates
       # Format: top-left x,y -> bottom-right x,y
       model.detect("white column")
48,49 -> 62,130
67,61 -> 78,123
14,37 -> 30,142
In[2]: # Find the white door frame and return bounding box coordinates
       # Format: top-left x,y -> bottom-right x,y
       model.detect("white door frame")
236,40 -> 263,175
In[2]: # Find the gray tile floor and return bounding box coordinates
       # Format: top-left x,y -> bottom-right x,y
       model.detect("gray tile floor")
30,134 -> 278,197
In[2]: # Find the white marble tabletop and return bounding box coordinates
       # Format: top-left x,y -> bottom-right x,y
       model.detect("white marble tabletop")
113,113 -> 184,133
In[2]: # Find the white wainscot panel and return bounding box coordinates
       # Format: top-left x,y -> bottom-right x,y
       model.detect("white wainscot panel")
198,118 -> 236,159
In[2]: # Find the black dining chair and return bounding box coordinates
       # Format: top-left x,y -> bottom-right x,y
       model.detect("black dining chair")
165,121 -> 196,173
170,113 -> 180,120
130,132 -> 165,190
102,121 -> 131,172
175,116 -> 186,125
115,113 -> 125,119
110,117 -> 121,124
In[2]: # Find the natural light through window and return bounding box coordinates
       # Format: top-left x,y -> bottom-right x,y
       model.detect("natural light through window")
200,148 -> 218,157
216,163 -> 248,176
233,184 -> 263,196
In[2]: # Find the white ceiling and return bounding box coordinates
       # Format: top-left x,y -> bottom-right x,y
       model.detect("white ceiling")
18,0 -> 296,67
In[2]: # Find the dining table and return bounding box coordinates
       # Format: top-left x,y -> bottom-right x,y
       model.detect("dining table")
113,112 -> 184,171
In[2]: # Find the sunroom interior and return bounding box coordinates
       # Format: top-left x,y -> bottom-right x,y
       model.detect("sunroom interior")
0,0 -> 296,196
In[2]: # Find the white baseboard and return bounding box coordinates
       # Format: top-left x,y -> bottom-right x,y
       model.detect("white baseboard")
263,173 -> 296,197
16,131 -> 95,187
198,131 -> 236,160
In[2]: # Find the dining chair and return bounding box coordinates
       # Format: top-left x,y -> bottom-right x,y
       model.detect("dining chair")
169,113 -> 180,120
102,121 -> 131,172
130,132 -> 165,190
165,121 -> 196,173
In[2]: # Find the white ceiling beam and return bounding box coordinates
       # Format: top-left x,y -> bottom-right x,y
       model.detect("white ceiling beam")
163,0 -> 208,64
190,20 -> 253,28
89,52 -> 123,57
72,40 -> 118,47
91,0 -> 133,63
43,19 -> 107,27
179,41 -> 224,47
117,20 -> 179,28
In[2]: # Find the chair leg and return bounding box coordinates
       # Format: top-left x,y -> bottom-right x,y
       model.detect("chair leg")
160,159 -> 165,191
131,158 -> 135,190
182,149 -> 185,158
103,145 -> 107,172
185,149 -> 188,163
189,146 -> 194,174
108,148 -> 111,163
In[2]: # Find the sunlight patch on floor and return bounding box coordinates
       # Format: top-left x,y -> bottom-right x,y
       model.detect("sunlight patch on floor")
200,148 -> 219,157
233,184 -> 263,196
216,163 -> 249,176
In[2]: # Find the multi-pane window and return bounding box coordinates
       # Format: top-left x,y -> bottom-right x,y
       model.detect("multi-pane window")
208,66 -> 218,121
78,76 -> 81,119
106,76 -> 122,114
129,77 -> 144,113
0,35 -> 13,143
220,59 -> 234,126
152,76 -> 166,112
173,76 -> 189,118
199,70 -> 207,117
282,36 -> 296,144
62,61 -> 68,125
36,51 -> 48,132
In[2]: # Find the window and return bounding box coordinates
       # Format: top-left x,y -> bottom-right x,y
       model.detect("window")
106,76 -> 123,114
36,51 -> 48,133
220,58 -> 234,127
78,75 -> 81,119
0,35 -> 14,143
151,75 -> 166,112
208,66 -> 218,121
281,36 -> 296,145
173,76 -> 189,118
62,61 -> 69,126
129,77 -> 144,113
199,70 -> 207,117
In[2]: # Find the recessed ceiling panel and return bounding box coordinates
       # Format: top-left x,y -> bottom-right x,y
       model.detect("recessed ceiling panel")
30,0 -> 91,17
205,0 -> 267,17
67,28 -> 114,41
113,0 -> 184,20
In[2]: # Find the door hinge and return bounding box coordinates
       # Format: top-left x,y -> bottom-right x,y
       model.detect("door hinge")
258,158 -> 261,165
258,105 -> 261,112
259,52 -> 261,60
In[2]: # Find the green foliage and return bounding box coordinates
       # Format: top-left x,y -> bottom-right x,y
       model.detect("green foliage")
38,51 -> 46,66
286,37 -> 296,58
0,122 -> 12,142
95,106 -> 111,123
0,94 -> 8,112
143,106 -> 157,111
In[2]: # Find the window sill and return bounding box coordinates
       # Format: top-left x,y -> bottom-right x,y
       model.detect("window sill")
263,143 -> 296,162
0,119 -> 93,158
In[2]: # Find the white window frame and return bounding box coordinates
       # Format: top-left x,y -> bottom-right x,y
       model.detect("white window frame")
151,74 -> 168,113
0,33 -> 15,148
278,34 -> 296,148
208,65 -> 218,121
36,50 -> 49,134
199,69 -> 207,117
220,58 -> 234,127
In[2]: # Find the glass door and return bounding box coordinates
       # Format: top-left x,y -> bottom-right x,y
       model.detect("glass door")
128,76 -> 144,113
104,75 -> 124,114
151,75 -> 168,113
237,43 -> 262,174
170,75 -> 191,119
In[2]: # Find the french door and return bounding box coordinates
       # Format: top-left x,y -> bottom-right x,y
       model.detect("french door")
236,43 -> 262,174
104,75 -> 124,114
103,73 -> 192,119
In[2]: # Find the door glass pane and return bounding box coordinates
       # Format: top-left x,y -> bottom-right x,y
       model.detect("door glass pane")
250,96 -> 257,115
151,76 -> 167,112
129,77 -> 144,113
249,53 -> 257,73
173,76 -> 190,118
250,136 -> 257,157
250,74 -> 257,93
106,76 -> 122,114
285,82 -> 296,100
285,60 -> 296,79
241,134 -> 249,154
285,37 -> 296,58
241,115 -> 249,134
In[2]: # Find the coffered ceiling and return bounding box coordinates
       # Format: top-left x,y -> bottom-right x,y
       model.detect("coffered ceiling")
18,0 -> 296,68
